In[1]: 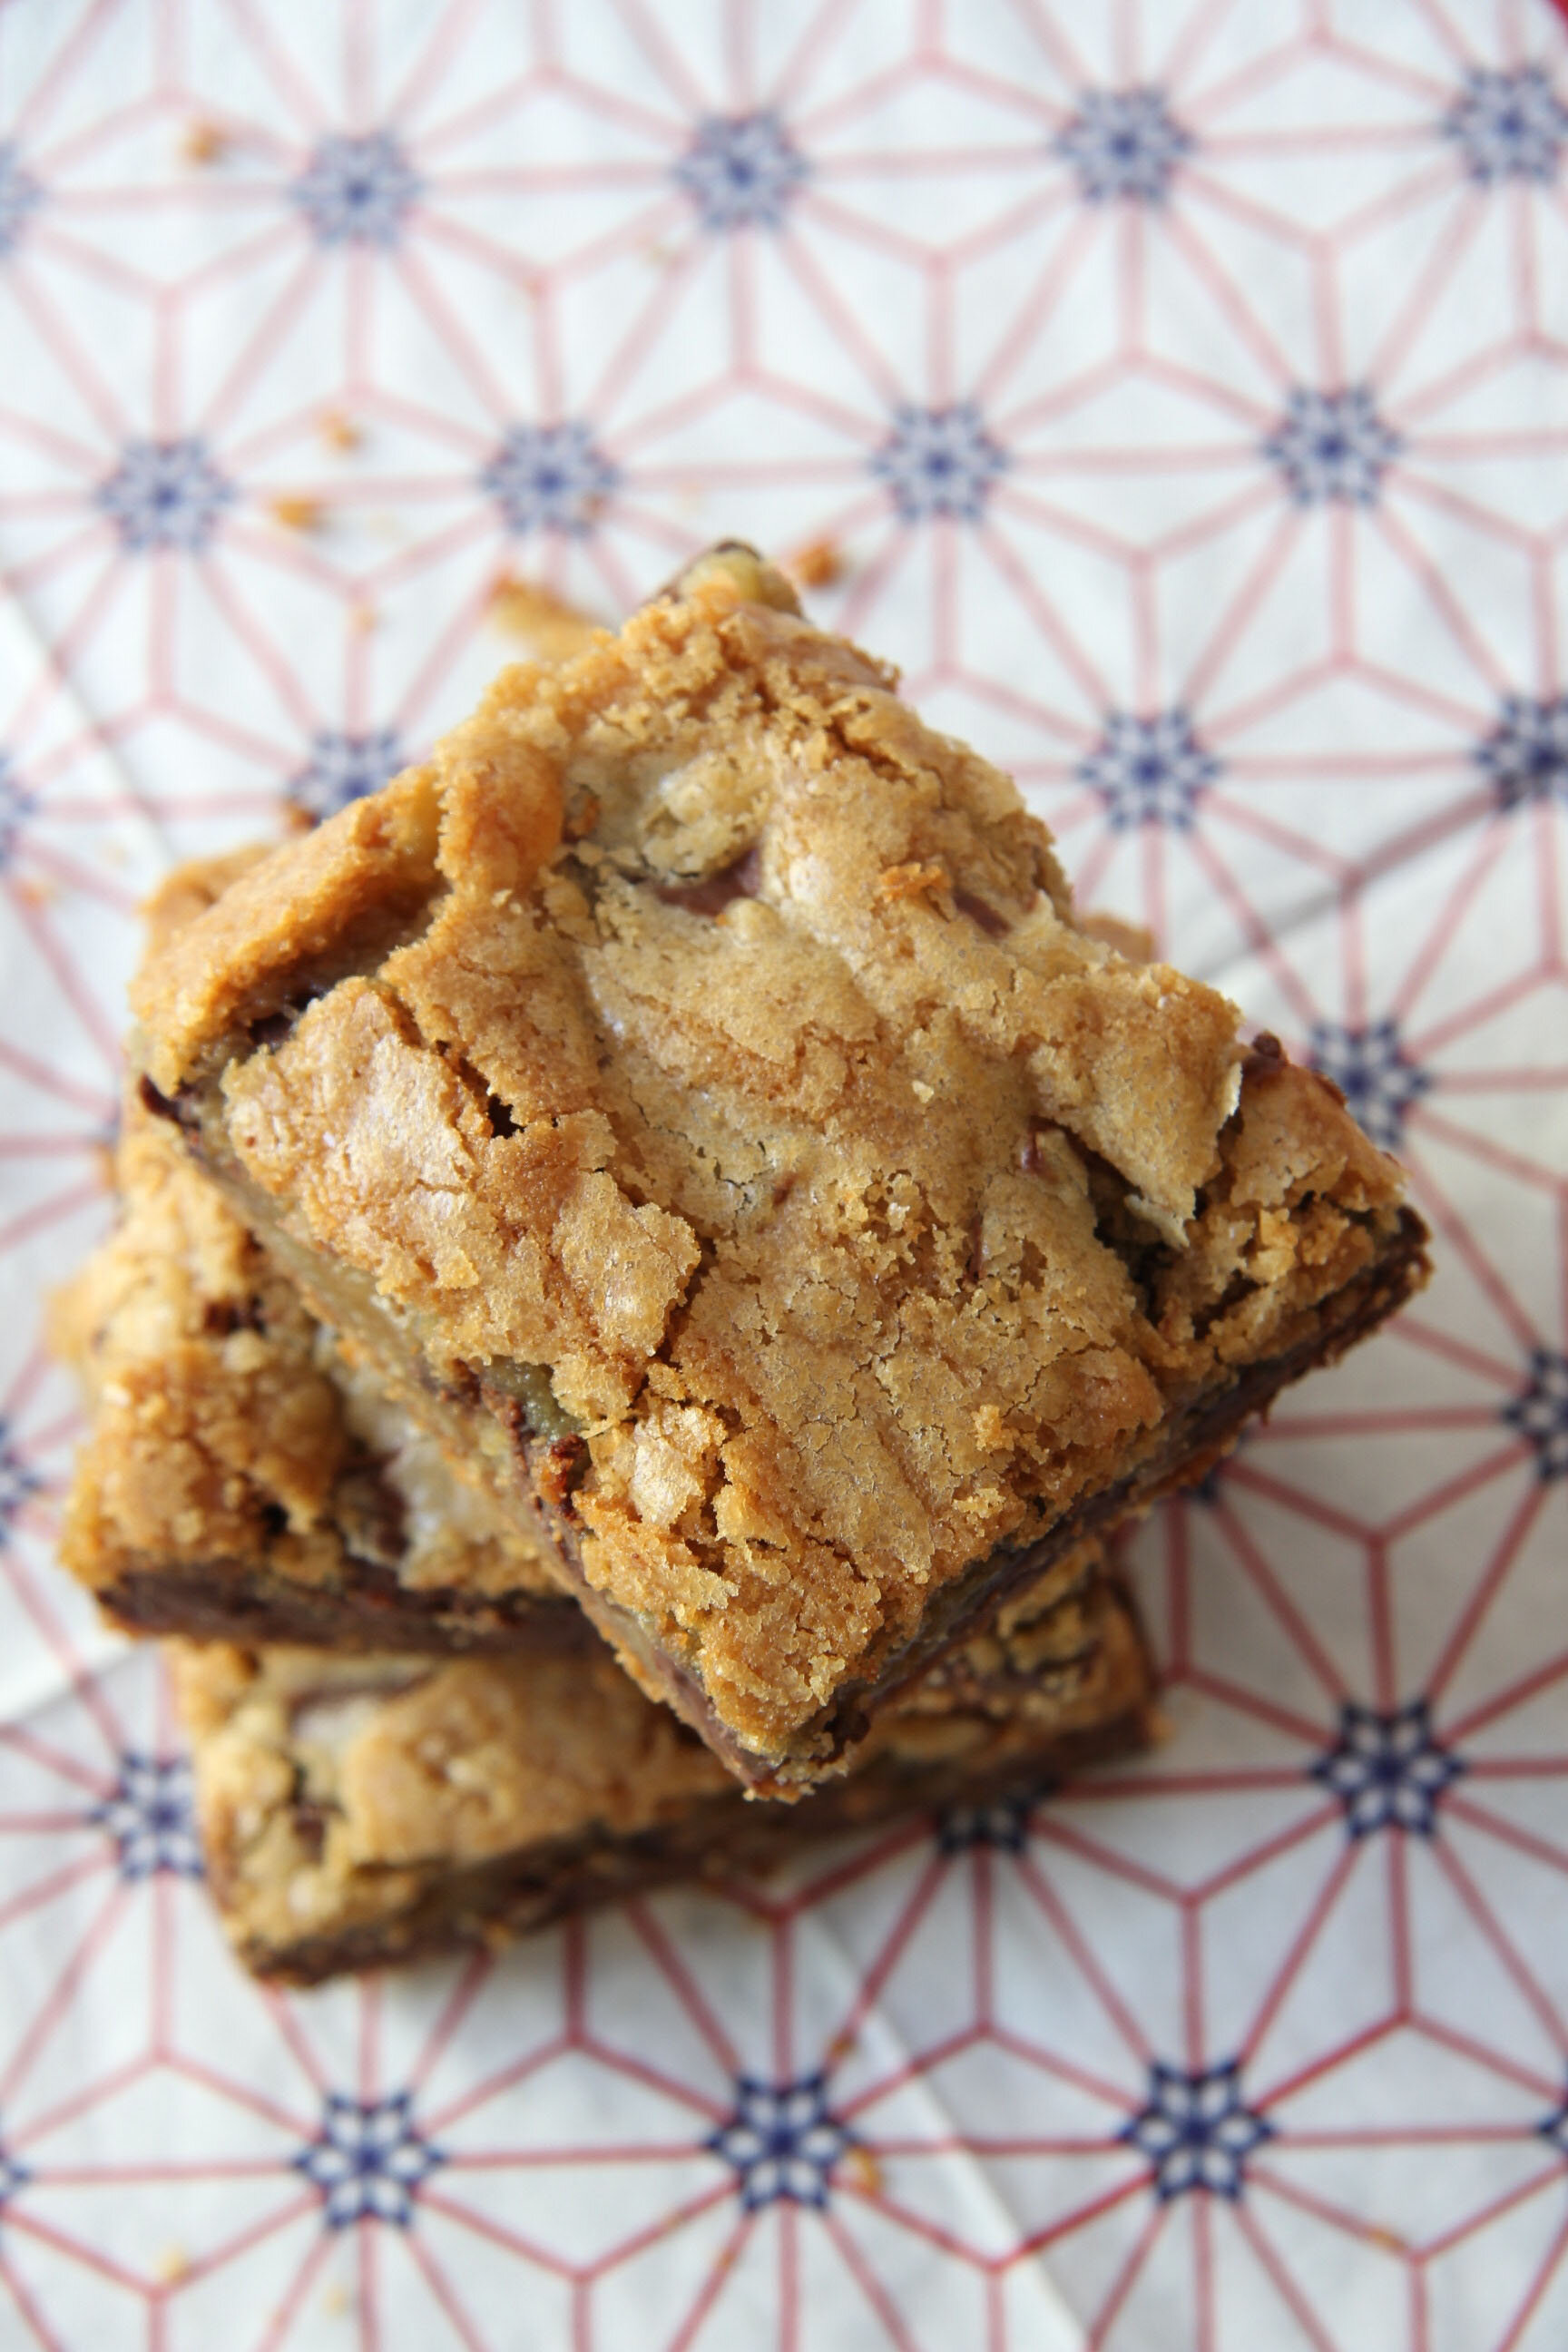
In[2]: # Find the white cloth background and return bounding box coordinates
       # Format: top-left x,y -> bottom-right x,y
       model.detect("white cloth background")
0,4 -> 1566,2345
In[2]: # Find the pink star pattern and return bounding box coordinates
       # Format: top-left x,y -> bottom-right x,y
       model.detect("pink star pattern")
3,2 -> 1568,2344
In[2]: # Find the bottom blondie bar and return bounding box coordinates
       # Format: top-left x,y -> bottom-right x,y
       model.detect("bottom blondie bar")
173,1538 -> 1149,1984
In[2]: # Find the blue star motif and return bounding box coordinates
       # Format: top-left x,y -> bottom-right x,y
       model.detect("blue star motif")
1444,65 -> 1568,186
1540,2077 -> 1568,2161
0,755 -> 33,870
674,111 -> 808,231
0,2122 -> 28,2223
938,1788 -> 1041,1853
1503,1349 -> 1568,1481
1307,1018 -> 1431,1151
1079,709 -> 1218,830
0,142 -> 41,258
1054,87 -> 1194,204
0,1424 -> 40,1537
872,403 -> 1008,524
481,420 -> 618,538
1477,694 -> 1568,811
1311,1700 -> 1464,1838
1264,387 -> 1402,507
91,1755 -> 202,1880
708,2073 -> 854,2210
295,2092 -> 445,2228
1121,2059 -> 1272,2199
289,728 -> 403,821
96,437 -> 233,554
292,131 -> 423,248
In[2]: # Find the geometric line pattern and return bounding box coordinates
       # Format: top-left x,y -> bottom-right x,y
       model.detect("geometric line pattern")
1,5 -> 1567,2347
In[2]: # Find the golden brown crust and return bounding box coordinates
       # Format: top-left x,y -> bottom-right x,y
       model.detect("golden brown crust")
56,1093 -> 568,1642
142,845 -> 273,957
132,550 -> 1426,1780
132,768 -> 443,1093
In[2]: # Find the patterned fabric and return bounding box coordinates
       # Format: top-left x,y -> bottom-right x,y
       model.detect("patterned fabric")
1079,709 -> 1219,831
289,728 -> 405,820
94,439 -> 235,554
291,132 -> 424,248
1262,387 -> 1405,508
89,1755 -> 202,1882
673,112 -> 808,230
707,2077 -> 855,2211
1,5 -> 1566,2346
293,2094 -> 446,2230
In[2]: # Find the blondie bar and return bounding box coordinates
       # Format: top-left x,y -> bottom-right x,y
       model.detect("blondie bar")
172,1538 -> 1150,1984
56,1093 -> 583,1651
132,546 -> 1428,1791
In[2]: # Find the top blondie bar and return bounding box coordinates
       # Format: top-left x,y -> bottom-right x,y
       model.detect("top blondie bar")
132,545 -> 1428,1793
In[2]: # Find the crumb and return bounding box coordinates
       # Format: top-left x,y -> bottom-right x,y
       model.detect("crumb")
349,603 -> 377,633
180,121 -> 227,166
789,538 -> 844,591
268,496 -> 324,534
321,2281 -> 351,2317
152,2245 -> 190,2284
877,859 -> 947,905
488,573 -> 602,663
318,411 -> 362,454
1080,908 -> 1156,963
843,2147 -> 883,2194
973,1402 -> 1008,1449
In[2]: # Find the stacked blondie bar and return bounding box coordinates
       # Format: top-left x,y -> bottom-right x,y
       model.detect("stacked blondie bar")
54,547 -> 1429,1982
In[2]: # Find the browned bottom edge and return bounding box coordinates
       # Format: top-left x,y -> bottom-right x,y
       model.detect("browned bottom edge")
237,1696 -> 1156,1986
547,1208 -> 1431,1794
101,1557 -> 594,1656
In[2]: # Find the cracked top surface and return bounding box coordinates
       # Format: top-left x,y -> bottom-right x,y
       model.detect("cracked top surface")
132,548 -> 1412,1769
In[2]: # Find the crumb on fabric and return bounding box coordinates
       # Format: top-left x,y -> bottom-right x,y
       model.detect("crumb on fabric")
180,121 -> 227,165
487,573 -> 603,662
789,537 -> 845,589
268,495 -> 324,533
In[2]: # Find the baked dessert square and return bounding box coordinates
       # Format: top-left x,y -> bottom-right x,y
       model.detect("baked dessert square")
131,545 -> 1429,1791
56,1085 -> 583,1653
172,1537 -> 1152,1984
